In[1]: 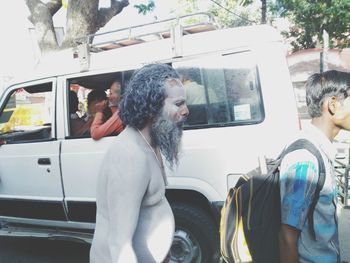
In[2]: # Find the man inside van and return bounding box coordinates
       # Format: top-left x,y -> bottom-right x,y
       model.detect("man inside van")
89,63 -> 189,263
69,90 -> 93,136
279,70 -> 350,263
179,68 -> 218,105
88,88 -> 124,140
108,80 -> 122,112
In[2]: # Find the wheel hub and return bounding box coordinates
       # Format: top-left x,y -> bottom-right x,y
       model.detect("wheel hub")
169,228 -> 201,263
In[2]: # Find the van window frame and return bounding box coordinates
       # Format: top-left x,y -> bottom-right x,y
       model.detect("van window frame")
59,49 -> 266,134
0,78 -> 57,144
172,50 -> 265,130
62,69 -> 135,139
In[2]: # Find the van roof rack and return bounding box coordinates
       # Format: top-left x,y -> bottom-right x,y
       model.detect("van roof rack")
74,12 -> 217,71
75,12 -> 217,53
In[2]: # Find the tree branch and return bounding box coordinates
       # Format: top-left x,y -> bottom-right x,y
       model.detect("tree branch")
25,0 -> 59,52
25,0 -> 40,24
97,0 -> 129,29
46,0 -> 62,16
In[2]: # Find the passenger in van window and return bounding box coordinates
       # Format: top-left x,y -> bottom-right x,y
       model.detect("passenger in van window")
90,64 -> 189,263
279,70 -> 350,263
88,89 -> 124,140
69,90 -> 93,136
0,139 -> 6,146
179,68 -> 218,105
108,80 -> 122,113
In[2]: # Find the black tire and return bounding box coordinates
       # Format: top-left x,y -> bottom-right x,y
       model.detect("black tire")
169,202 -> 220,263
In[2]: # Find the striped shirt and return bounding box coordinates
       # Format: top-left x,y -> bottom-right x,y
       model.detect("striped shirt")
280,123 -> 339,263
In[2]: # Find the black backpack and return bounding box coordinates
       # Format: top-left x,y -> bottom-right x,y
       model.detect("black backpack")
220,139 -> 326,263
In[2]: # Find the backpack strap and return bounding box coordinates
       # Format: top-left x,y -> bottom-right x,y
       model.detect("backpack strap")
280,138 -> 326,240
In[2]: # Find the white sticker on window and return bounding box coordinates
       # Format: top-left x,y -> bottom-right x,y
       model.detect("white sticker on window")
234,104 -> 251,120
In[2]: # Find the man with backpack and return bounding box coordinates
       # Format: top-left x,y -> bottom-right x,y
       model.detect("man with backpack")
279,70 -> 350,263
220,70 -> 350,263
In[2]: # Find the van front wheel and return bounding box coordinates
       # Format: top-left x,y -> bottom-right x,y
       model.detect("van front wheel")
169,202 -> 219,263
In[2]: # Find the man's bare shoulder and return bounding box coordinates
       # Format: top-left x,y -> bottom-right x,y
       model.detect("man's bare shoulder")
105,127 -> 148,166
100,129 -> 151,196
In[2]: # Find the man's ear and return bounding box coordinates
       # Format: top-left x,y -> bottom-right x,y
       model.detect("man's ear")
327,96 -> 338,115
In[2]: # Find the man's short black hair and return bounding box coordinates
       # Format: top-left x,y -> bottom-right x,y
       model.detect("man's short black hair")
87,89 -> 107,107
69,90 -> 79,114
306,70 -> 350,118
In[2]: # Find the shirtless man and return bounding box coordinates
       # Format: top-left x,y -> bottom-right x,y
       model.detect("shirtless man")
90,64 -> 189,263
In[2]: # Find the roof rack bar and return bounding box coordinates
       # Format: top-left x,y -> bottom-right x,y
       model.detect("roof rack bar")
75,12 -> 215,45
73,12 -> 217,71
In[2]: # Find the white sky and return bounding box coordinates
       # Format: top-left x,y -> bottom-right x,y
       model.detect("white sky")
0,0 -> 34,78
0,0 -> 211,84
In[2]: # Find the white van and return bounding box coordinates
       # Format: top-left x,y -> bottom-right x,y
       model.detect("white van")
0,14 -> 299,262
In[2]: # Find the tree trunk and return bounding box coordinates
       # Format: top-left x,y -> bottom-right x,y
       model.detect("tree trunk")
61,0 -> 129,49
261,0 -> 266,24
26,0 -> 129,52
25,0 -> 61,53
61,0 -> 99,48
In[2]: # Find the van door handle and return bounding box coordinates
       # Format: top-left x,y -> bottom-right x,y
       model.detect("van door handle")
38,158 -> 51,165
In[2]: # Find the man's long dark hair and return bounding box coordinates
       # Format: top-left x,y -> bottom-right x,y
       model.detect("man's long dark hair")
119,64 -> 180,129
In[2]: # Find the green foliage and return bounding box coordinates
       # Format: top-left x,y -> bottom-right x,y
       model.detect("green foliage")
170,0 -> 199,16
239,0 -> 255,6
134,0 -> 155,15
174,0 -> 261,28
209,0 -> 260,27
275,0 -> 350,51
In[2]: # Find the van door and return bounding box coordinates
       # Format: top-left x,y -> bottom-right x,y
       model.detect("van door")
0,79 -> 66,221
58,71 -> 134,224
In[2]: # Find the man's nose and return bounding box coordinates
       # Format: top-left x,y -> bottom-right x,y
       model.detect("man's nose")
182,105 -> 189,117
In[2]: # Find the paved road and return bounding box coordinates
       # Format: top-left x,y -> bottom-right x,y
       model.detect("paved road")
0,208 -> 348,263
0,237 -> 90,263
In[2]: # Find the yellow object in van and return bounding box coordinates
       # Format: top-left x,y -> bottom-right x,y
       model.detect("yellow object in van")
0,105 -> 44,133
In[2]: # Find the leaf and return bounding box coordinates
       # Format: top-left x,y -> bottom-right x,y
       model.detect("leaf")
134,0 -> 155,15
274,0 -> 350,50
239,0 -> 254,6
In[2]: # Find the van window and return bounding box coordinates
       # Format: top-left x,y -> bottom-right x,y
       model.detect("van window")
174,51 -> 264,128
67,70 -> 133,137
0,83 -> 52,143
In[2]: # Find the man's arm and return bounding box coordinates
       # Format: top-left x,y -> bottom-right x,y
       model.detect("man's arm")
106,148 -> 149,262
279,224 -> 300,263
90,111 -> 124,140
279,150 -> 319,263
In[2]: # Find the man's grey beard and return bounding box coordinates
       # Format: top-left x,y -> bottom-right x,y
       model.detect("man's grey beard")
150,115 -> 185,169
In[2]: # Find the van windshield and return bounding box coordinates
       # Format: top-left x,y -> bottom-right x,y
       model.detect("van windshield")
174,51 -> 264,128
